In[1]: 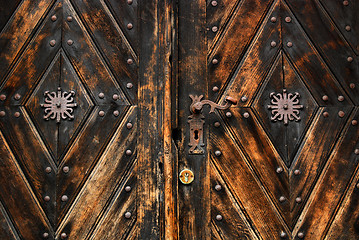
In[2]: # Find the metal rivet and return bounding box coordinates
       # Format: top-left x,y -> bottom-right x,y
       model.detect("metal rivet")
61,195 -> 68,202
279,196 -> 286,202
51,15 -> 57,21
280,231 -> 287,238
127,23 -> 133,30
212,58 -> 218,65
298,232 -> 304,238
343,0 -> 349,6
347,56 -> 353,62
271,17 -> 277,23
125,186 -> 131,192
338,96 -> 344,102
216,214 -> 223,221
60,233 -> 67,239
98,93 -> 105,99
241,96 -> 248,102
285,17 -> 291,23
338,111 -> 345,118
126,149 -> 132,156
215,184 -> 222,191
0,111 -> 5,117
43,232 -> 49,238
271,41 -> 277,47
124,211 -> 131,219
113,94 -> 119,100
226,112 -> 232,118
14,112 -> 20,118
243,112 -> 249,118
67,16 -> 73,22
127,58 -> 133,65
98,111 -> 105,117
44,196 -> 50,202
212,26 -> 218,32
295,197 -> 302,203
211,0 -> 218,7
212,86 -> 219,92
0,94 -> 6,101
126,83 -> 133,89
127,0 -> 133,4
345,25 -> 351,31
113,110 -> 120,117
215,150 -> 222,156
287,42 -> 293,47
214,121 -> 221,128
356,182 -> 359,189
322,95 -> 328,101
126,122 -> 133,129
276,167 -> 283,174
350,83 -> 356,89
45,167 -> 52,173
67,39 -> 73,46
294,169 -> 301,175
352,120 -> 358,126
14,93 -> 21,100
354,149 -> 359,155
49,40 -> 56,47
63,166 -> 69,173
323,112 -> 329,118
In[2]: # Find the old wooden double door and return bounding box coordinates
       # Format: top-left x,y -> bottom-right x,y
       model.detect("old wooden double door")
0,0 -> 358,239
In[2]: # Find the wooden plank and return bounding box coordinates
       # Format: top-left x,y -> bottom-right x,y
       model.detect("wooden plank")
293,108 -> 358,239
0,0 -> 54,82
0,130 -> 51,240
0,201 -> 19,240
290,106 -> 352,228
177,0 -> 209,239
0,0 -> 22,32
137,0 -> 162,238
56,107 -> 137,239
286,0 -> 359,105
68,0 -> 137,103
223,0 -> 280,107
0,0 -> 61,106
0,107 -> 56,227
208,0 -> 274,100
209,118 -> 287,239
210,160 -> 258,240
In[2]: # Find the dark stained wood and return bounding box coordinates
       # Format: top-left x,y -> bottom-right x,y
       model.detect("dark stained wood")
0,200 -> 19,239
0,0 -> 22,32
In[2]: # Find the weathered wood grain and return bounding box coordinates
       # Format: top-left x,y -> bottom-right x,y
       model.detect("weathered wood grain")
0,201 -> 19,240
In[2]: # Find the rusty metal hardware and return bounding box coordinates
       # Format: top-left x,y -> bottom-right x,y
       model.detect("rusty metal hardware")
188,95 -> 237,154
267,89 -> 303,125
179,169 -> 194,184
41,87 -> 77,123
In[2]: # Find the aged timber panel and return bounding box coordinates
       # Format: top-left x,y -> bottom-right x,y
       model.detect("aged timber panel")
205,0 -> 358,239
0,0 -> 144,239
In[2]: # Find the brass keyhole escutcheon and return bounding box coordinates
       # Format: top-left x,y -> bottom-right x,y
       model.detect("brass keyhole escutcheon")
179,169 -> 194,184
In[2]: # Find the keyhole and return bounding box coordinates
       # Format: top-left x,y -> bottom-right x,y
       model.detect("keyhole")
194,130 -> 199,140
185,172 -> 189,182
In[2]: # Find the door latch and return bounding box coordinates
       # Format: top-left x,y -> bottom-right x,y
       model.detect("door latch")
188,95 -> 237,154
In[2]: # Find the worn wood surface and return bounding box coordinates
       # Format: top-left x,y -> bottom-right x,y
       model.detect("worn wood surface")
0,0 -> 358,239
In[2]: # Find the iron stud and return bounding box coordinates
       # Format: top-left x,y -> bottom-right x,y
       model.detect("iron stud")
338,96 -> 344,102
124,212 -> 131,219
212,26 -> 218,32
214,121 -> 221,128
127,58 -> 133,65
350,83 -> 355,89
241,96 -> 248,102
0,111 -> 5,117
345,25 -> 351,31
43,232 -> 49,238
352,120 -> 357,126
214,150 -> 221,156
14,112 -> 20,118
60,233 -> 67,239
226,111 -> 232,118
63,166 -> 70,173
51,15 -> 57,21
127,23 -> 133,30
127,83 -> 133,89
279,196 -> 286,202
354,149 -> 359,155
45,167 -> 52,173
113,94 -> 119,100
271,41 -> 277,47
215,184 -> 222,191
270,17 -> 276,23
276,167 -> 283,174
243,112 -> 249,118
67,16 -> 73,22
343,0 -> 349,6
280,231 -> 287,238
0,94 -> 6,100
67,39 -> 73,46
216,214 -> 223,221
322,95 -> 328,101
14,93 -> 21,100
98,111 -> 105,117
298,232 -> 304,239
126,122 -> 133,129
356,182 -> 359,189
126,149 -> 132,156
338,111 -> 345,118
49,40 -> 56,47
294,169 -> 301,175
212,58 -> 218,65
323,112 -> 329,118
98,93 -> 105,99
61,195 -> 68,202
347,56 -> 353,62
113,110 -> 120,117
212,86 -> 219,92
295,197 -> 302,203
127,0 -> 133,4
125,186 -> 131,192
211,1 -> 218,7
44,196 -> 50,202
287,42 -> 293,47
285,17 -> 291,23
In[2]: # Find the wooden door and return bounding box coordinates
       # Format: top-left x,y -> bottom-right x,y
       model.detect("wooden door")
175,0 -> 359,239
0,0 -> 165,239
